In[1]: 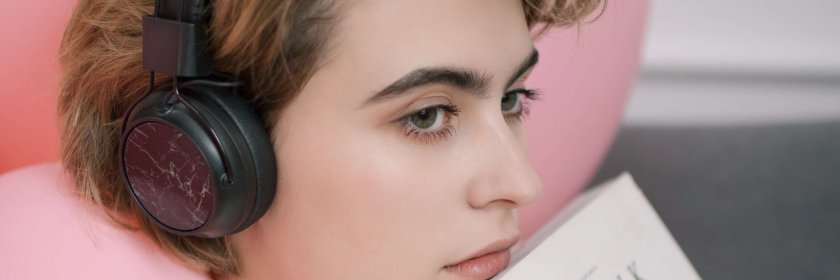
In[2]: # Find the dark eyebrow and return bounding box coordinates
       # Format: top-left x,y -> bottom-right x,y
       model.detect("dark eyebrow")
505,49 -> 539,89
363,68 -> 491,105
363,48 -> 539,105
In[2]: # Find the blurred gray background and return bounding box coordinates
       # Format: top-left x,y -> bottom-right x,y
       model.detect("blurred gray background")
589,1 -> 840,279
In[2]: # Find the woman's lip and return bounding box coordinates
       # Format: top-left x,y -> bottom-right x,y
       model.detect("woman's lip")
444,249 -> 511,279
444,235 -> 519,279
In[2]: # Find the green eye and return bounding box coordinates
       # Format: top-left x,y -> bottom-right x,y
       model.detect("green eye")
409,107 -> 441,129
501,91 -> 520,112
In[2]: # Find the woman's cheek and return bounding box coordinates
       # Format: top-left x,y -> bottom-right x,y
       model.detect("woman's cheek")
312,133 -> 455,276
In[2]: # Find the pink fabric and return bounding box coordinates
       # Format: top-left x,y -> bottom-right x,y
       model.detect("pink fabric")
0,163 -> 210,279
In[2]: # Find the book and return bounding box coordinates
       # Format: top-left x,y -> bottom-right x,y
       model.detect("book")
494,173 -> 701,280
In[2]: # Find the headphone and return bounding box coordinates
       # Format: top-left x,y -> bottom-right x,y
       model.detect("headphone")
119,0 -> 277,238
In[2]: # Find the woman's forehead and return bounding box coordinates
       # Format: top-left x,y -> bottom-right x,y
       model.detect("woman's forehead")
326,0 -> 534,91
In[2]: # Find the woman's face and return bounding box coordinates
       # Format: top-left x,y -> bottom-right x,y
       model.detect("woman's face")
231,0 -> 542,279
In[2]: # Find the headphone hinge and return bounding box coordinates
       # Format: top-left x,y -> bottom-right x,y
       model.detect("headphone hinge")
142,15 -> 213,77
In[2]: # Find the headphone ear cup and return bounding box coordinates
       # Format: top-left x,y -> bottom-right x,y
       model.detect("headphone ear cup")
120,83 -> 277,238
195,85 -> 277,233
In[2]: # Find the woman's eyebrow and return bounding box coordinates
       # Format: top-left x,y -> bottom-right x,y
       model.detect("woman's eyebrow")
505,49 -> 539,89
362,48 -> 539,106
364,67 -> 491,105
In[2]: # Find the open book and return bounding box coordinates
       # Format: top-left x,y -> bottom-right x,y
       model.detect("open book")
495,173 -> 701,279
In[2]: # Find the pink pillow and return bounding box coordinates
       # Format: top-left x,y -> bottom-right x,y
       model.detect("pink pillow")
0,163 -> 210,279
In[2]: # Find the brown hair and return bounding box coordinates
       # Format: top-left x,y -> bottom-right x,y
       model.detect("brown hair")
58,0 -> 603,276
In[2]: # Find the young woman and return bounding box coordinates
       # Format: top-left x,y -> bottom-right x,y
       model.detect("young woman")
59,0 -> 602,278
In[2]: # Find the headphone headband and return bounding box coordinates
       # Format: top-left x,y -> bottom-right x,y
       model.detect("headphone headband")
143,0 -> 213,77
156,0 -> 208,23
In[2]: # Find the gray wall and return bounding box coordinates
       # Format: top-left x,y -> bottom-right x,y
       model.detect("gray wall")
590,1 -> 840,279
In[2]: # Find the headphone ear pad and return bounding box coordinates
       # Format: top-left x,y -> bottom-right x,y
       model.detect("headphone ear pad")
195,85 -> 277,233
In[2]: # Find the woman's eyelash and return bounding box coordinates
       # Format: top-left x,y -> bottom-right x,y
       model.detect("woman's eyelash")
505,88 -> 540,122
510,88 -> 540,101
401,104 -> 460,144
435,104 -> 462,115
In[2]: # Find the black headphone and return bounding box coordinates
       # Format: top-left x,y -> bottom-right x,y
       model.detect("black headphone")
119,0 -> 277,238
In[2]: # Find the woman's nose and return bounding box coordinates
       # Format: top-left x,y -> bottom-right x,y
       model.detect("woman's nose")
465,120 -> 542,210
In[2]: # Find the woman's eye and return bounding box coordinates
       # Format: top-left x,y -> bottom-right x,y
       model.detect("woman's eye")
501,91 -> 521,113
408,107 -> 443,130
502,88 -> 538,121
400,104 -> 460,144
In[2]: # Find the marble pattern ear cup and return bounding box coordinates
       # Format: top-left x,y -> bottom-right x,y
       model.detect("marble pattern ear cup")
123,122 -> 215,231
119,82 -> 277,237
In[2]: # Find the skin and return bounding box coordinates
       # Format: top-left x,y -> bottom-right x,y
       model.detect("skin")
228,0 -> 542,279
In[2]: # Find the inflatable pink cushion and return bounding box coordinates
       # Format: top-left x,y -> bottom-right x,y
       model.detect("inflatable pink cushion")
0,163 -> 209,279
520,0 -> 647,238
0,0 -> 646,278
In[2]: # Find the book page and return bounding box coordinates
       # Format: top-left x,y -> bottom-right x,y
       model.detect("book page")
496,173 -> 701,280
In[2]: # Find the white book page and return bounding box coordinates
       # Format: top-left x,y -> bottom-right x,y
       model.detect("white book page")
495,173 -> 701,280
